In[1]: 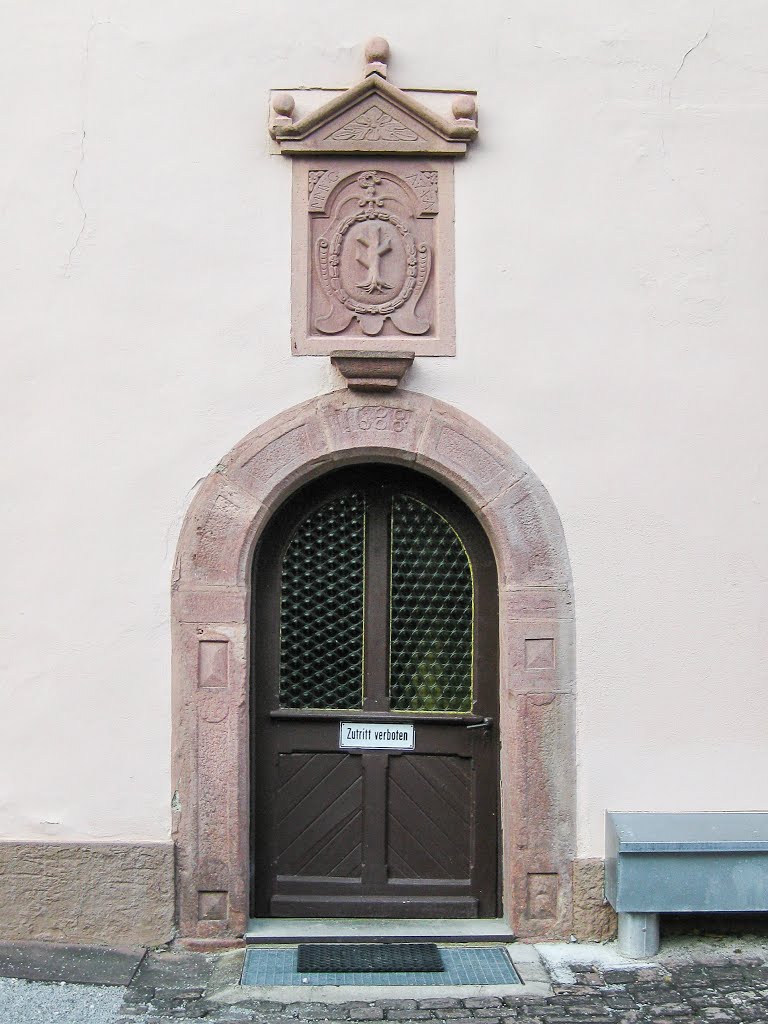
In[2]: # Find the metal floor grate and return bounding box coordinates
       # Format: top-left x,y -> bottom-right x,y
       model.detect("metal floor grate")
242,945 -> 521,987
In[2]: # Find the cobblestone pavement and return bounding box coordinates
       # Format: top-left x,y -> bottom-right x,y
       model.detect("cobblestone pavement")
114,944 -> 768,1024
2,941 -> 767,1023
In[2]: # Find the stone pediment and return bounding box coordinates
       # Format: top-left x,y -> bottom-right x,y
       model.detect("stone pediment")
269,40 -> 478,156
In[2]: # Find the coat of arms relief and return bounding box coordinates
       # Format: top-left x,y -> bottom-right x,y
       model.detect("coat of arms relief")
312,168 -> 435,338
269,37 -> 477,368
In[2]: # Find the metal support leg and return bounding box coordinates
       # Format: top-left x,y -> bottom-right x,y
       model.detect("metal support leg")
618,911 -> 660,958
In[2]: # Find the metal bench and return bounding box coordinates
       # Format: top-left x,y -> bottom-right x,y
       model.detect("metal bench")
605,811 -> 768,957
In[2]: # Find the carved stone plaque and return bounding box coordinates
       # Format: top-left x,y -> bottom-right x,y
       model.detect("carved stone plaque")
271,38 -> 477,362
292,158 -> 454,355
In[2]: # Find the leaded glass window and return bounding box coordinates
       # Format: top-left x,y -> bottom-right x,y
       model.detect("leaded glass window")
275,478 -> 476,715
389,495 -> 473,712
278,491 -> 365,709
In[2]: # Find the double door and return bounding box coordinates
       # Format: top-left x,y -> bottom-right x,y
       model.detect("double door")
251,465 -> 499,918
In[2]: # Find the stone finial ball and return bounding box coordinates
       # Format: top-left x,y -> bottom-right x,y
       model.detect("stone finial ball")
452,95 -> 477,120
364,37 -> 390,64
272,92 -> 295,117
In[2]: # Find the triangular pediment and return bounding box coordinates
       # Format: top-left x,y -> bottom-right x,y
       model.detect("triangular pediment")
271,74 -> 477,156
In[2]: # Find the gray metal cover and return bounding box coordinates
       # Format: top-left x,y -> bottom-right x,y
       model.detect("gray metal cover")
605,812 -> 768,913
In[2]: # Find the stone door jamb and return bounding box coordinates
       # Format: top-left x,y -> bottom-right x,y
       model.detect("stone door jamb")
171,388 -> 576,945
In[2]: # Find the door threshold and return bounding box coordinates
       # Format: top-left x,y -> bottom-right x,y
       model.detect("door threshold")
245,918 -> 515,944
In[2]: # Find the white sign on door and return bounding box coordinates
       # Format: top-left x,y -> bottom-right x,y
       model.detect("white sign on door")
339,722 -> 415,750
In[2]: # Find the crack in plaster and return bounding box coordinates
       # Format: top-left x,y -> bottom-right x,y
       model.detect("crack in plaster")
658,13 -> 719,262
64,126 -> 88,275
64,11 -> 104,275
667,11 -> 714,104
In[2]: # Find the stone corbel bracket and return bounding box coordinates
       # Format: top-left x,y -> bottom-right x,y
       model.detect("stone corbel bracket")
331,349 -> 415,391
270,38 -> 478,382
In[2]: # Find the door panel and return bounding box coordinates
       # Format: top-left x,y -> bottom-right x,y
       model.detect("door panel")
387,754 -> 471,879
251,465 -> 499,919
274,753 -> 363,878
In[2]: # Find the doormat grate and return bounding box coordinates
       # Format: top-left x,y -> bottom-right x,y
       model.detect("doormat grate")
298,943 -> 443,973
242,945 -> 521,987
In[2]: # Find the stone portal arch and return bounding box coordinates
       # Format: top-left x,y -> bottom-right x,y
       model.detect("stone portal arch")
171,388 -> 575,944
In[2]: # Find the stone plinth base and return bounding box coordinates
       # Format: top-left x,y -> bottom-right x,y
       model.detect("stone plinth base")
572,858 -> 618,941
0,841 -> 175,946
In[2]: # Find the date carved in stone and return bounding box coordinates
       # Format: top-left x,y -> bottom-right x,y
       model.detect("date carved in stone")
313,170 -> 432,337
337,406 -> 412,433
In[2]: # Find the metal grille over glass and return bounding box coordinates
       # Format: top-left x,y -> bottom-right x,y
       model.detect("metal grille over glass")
389,496 -> 474,712
279,492 -> 365,709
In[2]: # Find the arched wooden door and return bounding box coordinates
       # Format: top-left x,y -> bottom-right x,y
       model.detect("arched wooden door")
251,465 -> 499,918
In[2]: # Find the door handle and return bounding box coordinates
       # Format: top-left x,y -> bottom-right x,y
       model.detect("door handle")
466,716 -> 493,730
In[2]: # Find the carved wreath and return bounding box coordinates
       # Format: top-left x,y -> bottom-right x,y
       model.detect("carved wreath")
318,211 -> 429,316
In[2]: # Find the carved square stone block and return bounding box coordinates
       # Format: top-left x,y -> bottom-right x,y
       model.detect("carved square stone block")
291,158 -> 455,356
198,890 -> 228,922
525,637 -> 555,669
176,624 -> 246,701
502,620 -> 575,693
198,639 -> 229,688
526,872 -> 559,920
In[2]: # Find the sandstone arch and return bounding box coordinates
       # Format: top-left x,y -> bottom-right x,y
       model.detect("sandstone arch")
172,388 -> 575,943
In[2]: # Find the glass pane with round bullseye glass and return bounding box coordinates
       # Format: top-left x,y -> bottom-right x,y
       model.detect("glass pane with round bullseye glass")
389,495 -> 473,712
278,492 -> 365,710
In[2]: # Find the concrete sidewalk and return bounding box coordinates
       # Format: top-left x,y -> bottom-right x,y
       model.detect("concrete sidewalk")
0,935 -> 767,1023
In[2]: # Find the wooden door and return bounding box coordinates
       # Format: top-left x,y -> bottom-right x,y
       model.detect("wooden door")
251,465 -> 499,918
